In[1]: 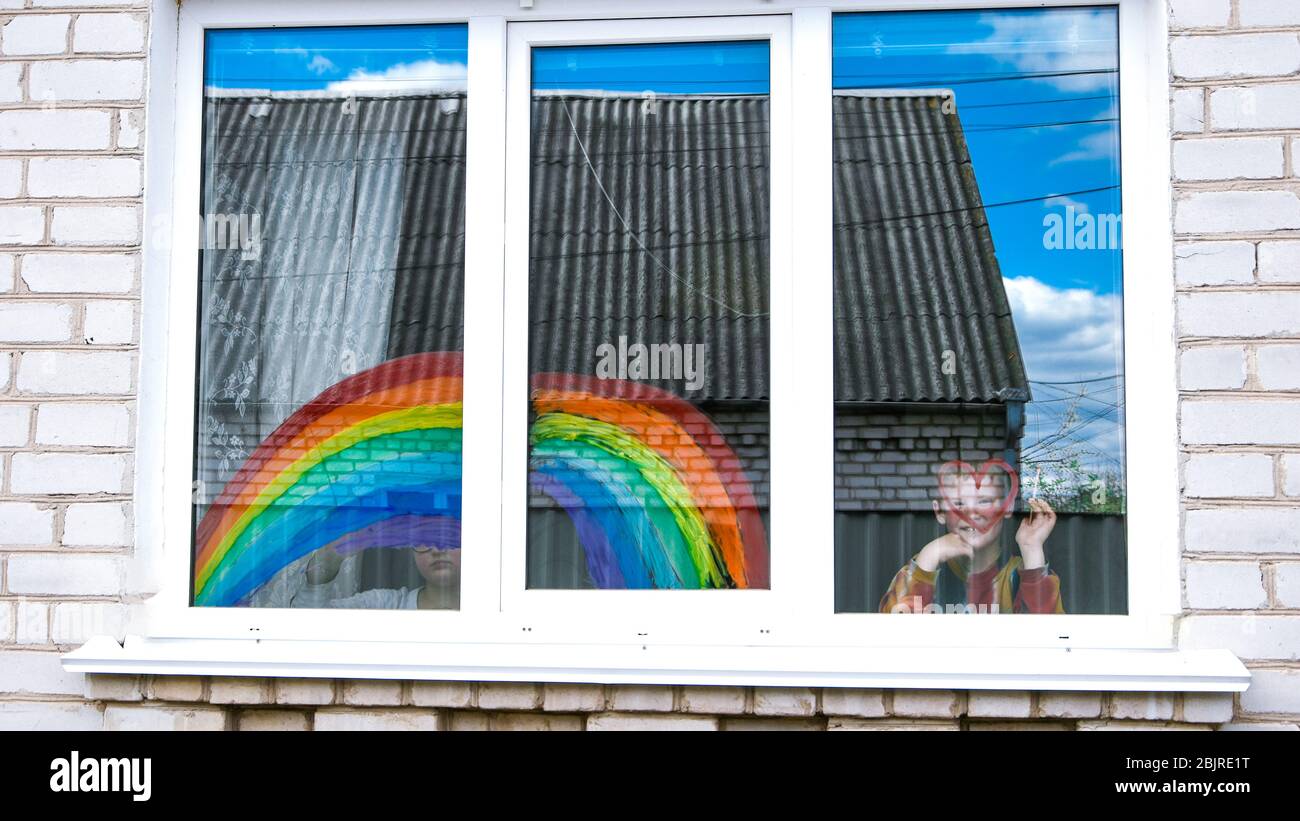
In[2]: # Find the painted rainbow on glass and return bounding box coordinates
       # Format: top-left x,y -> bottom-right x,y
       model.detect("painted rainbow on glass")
192,354 -> 768,606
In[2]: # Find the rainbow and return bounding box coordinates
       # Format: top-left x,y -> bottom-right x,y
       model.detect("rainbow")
192,355 -> 769,606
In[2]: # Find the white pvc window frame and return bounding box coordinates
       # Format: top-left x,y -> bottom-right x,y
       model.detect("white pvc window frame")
68,0 -> 1238,691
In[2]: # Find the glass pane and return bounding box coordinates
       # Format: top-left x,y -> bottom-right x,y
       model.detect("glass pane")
831,7 -> 1127,614
527,41 -> 772,589
191,24 -> 468,610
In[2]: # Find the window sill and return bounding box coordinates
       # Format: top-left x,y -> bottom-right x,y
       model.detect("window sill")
63,635 -> 1249,693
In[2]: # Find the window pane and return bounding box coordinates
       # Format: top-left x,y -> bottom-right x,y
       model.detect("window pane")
191,25 -> 468,610
527,42 -> 772,589
832,8 -> 1127,614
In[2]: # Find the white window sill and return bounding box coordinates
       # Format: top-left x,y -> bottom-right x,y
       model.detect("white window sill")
63,635 -> 1249,692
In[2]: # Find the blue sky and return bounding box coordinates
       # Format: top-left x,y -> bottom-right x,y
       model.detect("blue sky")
834,6 -> 1126,480
533,41 -> 769,94
204,24 -> 467,91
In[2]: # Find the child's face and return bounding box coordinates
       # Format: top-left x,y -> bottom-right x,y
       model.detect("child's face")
413,546 -> 461,588
933,475 -> 1008,550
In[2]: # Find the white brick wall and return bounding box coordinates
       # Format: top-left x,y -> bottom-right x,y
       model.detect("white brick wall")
0,0 -> 1297,733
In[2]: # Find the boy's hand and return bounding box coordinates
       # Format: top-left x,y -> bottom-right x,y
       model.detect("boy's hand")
1015,498 -> 1056,570
915,533 -> 975,573
304,543 -> 345,585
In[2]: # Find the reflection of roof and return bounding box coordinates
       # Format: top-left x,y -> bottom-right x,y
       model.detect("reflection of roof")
203,91 -> 1028,405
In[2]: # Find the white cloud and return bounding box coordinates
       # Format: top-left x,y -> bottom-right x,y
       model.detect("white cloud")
1003,275 -> 1122,385
1004,275 -> 1126,472
307,55 -> 338,76
1043,195 -> 1090,215
948,9 -> 1119,93
326,58 -> 467,95
1050,128 -> 1118,167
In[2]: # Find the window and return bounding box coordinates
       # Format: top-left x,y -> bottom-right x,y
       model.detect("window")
524,41 -> 772,590
191,24 -> 469,611
829,7 -> 1129,616
69,0 -> 1238,691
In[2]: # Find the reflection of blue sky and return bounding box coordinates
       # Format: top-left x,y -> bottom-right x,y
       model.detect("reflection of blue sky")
204,24 -> 467,92
835,7 -> 1124,477
533,41 -> 769,94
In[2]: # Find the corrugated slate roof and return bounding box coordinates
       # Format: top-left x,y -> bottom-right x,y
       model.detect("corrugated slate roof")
203,90 -> 1028,404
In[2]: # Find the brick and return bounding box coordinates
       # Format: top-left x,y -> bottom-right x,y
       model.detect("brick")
1212,84 -> 1300,131
0,649 -> 84,695
1239,669 -> 1300,714
1170,0 -> 1232,28
15,600 -> 48,644
1285,455 -> 1300,497
1037,691 -> 1103,718
1180,614 -> 1300,659
0,602 -> 11,642
0,702 -> 102,731
542,683 -> 604,713
84,673 -> 143,702
17,350 -> 133,394
1185,507 -> 1300,553
829,718 -> 960,731
1185,561 -> 1268,608
478,712 -> 583,731
1185,453 -> 1273,497
819,688 -> 886,718
1173,137 -> 1284,181
341,679 -> 403,707
411,680 -> 473,708
0,404 -> 31,447
29,60 -> 143,102
1175,191 -> 1300,234
476,682 -> 541,711
148,676 -> 205,702
73,13 -> 146,54
1,15 -> 70,56
1240,0 -> 1300,27
586,712 -> 718,731
314,708 -> 441,731
723,717 -> 824,731
1218,721 -> 1300,730
21,253 -> 136,293
608,684 -> 674,712
967,690 -> 1032,719
10,452 -> 126,494
1257,345 -> 1300,390
104,705 -> 227,731
51,602 -> 129,644
1172,34 -> 1300,80
238,710 -> 310,731
448,711 -> 489,731
1276,562 -> 1300,606
209,677 -> 271,705
752,687 -> 816,717
63,503 -> 129,546
0,253 -> 13,290
117,109 -> 141,149
1182,692 -> 1235,724
7,554 -> 120,596
892,689 -> 962,718
84,301 -> 134,344
33,0 -> 135,5
0,501 -> 55,545
0,302 -> 73,342
1258,241 -> 1300,283
0,110 -> 112,151
29,158 -> 141,198
0,63 -> 20,104
0,158 -> 20,198
274,678 -> 335,706
35,403 -> 130,447
1183,401 -> 1300,444
1174,241 -> 1254,286
0,206 -> 45,246
51,205 -> 139,246
1079,720 -> 1209,731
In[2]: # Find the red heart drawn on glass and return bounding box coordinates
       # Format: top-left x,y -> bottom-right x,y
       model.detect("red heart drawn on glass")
936,458 -> 1020,535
